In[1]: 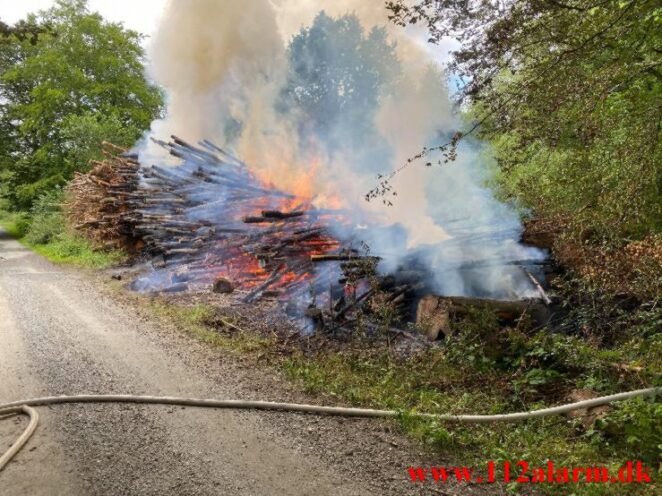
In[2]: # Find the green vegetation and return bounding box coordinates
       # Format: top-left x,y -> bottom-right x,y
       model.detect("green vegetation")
0,0 -> 162,209
283,358 -> 659,496
142,298 -> 659,496
0,220 -> 124,269
288,316 -> 660,484
0,194 -> 124,268
29,234 -> 124,268
387,0 -> 661,240
146,302 -> 273,355
0,207 -> 30,239
381,4 -> 661,492
0,0 -> 159,266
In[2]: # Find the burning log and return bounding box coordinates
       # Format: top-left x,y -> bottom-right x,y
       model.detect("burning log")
243,266 -> 286,302
261,210 -> 304,219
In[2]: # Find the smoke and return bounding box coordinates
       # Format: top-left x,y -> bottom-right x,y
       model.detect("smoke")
146,0 -> 286,146
141,0 -> 546,299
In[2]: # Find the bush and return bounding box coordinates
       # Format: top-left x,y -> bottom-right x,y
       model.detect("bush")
24,189 -> 66,245
0,209 -> 31,238
24,211 -> 65,245
12,173 -> 67,210
594,397 -> 662,466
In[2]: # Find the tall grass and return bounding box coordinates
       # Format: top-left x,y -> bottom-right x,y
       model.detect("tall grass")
0,195 -> 125,269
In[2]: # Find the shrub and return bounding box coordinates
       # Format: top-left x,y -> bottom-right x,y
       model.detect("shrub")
594,397 -> 662,466
24,189 -> 66,245
0,209 -> 31,238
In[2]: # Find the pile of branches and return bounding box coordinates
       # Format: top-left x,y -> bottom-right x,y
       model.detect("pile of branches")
64,142 -> 142,251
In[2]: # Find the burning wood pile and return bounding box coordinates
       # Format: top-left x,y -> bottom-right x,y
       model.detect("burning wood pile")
133,137 -> 360,300
66,136 -> 425,330
67,136 -> 551,336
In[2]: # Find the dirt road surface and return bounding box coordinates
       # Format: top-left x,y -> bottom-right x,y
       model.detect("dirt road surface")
0,230 -> 486,496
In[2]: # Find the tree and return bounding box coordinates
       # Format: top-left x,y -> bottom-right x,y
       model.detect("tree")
384,1 -> 662,238
279,11 -> 400,167
0,0 -> 163,208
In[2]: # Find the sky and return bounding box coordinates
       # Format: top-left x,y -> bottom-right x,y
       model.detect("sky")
0,1 -> 457,57
0,1 -> 457,65
0,0 -> 168,37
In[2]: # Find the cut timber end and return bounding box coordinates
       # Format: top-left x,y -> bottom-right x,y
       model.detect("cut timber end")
416,295 -> 551,340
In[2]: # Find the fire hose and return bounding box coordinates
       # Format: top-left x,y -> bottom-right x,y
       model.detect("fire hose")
1,387 -> 659,473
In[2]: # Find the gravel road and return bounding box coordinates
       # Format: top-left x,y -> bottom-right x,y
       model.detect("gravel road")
0,230 -> 489,496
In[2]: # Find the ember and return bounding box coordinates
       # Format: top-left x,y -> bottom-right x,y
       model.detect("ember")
138,137 -> 350,297
68,137 -> 427,329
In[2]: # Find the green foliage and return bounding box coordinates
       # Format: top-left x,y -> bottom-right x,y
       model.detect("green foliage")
0,0 -> 163,208
445,313 -> 657,394
596,397 -> 662,465
444,306 -> 502,371
23,189 -> 66,245
0,189 -> 124,268
31,233 -> 125,268
389,0 -> 662,241
60,112 -> 143,169
478,0 -> 662,240
488,89 -> 662,240
0,209 -> 30,238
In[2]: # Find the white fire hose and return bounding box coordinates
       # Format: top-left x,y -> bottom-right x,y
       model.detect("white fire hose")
1,387 -> 659,473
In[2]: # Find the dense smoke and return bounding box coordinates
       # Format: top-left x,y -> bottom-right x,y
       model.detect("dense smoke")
141,0 -> 546,299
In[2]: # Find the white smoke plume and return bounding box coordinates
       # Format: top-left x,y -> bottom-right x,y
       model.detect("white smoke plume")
146,0 -> 285,143
141,0 -> 546,299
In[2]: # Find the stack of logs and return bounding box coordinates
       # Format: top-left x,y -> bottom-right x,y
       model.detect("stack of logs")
66,137 -> 419,312
65,142 -> 143,251
133,137 -> 350,300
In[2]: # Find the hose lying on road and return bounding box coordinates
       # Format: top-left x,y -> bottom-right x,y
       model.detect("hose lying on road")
0,387 -> 659,473
0,406 -> 39,472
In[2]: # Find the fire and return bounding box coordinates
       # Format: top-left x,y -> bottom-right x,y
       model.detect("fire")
126,136 -> 363,305
252,156 -> 345,211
